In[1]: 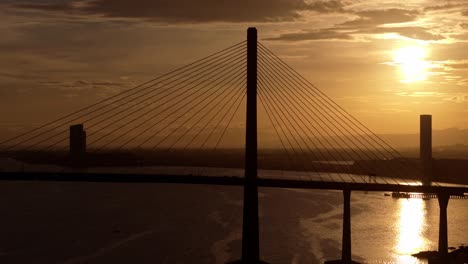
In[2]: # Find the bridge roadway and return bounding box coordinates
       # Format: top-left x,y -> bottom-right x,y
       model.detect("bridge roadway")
0,171 -> 466,195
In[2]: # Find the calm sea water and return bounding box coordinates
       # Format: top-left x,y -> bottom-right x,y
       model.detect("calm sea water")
295,190 -> 468,264
0,164 -> 467,263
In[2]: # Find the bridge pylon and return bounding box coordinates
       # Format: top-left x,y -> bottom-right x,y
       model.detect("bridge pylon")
240,27 -> 261,263
69,124 -> 86,157
420,114 -> 432,185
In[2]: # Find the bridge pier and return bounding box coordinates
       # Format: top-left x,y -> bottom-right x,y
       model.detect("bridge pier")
437,192 -> 450,261
342,190 -> 352,264
325,190 -> 358,264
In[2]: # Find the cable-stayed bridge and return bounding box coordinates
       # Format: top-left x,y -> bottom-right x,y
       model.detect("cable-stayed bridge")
0,28 -> 467,264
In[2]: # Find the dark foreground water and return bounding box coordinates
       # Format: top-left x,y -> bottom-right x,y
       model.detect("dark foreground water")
0,181 -> 466,264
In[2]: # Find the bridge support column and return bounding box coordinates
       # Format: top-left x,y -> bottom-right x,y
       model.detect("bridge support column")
437,192 -> 449,261
241,27 -> 260,263
342,189 -> 352,264
325,190 -> 356,264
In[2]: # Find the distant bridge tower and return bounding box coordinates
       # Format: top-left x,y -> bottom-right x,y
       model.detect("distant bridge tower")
420,115 -> 432,185
69,124 -> 86,157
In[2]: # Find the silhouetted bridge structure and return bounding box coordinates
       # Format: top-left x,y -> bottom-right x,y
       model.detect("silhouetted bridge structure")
1,28 -> 467,264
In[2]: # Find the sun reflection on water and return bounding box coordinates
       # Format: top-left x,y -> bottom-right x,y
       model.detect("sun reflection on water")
395,198 -> 429,263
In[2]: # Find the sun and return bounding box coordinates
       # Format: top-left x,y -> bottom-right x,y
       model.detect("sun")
393,45 -> 429,83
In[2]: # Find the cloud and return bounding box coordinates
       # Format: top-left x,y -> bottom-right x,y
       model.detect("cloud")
424,3 -> 468,12
446,62 -> 468,70
265,28 -> 352,41
306,0 -> 345,13
49,79 -> 133,90
15,2 -> 74,12
266,8 -> 435,42
463,10 -> 468,16
267,25 -> 441,42
14,0 -> 346,22
340,8 -> 420,28
367,26 -> 443,41
447,95 -> 468,103
44,79 -> 134,99
458,79 -> 468,86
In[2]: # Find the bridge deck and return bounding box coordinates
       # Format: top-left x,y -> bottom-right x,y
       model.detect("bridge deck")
0,171 -> 466,195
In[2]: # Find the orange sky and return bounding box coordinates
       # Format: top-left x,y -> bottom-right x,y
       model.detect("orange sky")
1,0 -> 468,140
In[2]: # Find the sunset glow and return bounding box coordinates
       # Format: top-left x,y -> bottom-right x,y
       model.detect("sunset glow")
1,0 -> 468,136
1,1 -> 468,264
393,45 -> 429,83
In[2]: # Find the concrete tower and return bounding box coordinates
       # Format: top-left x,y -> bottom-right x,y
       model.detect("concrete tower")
69,124 -> 86,157
420,115 -> 432,185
